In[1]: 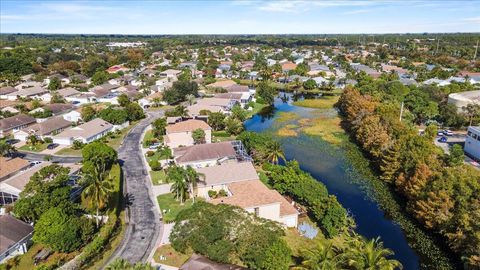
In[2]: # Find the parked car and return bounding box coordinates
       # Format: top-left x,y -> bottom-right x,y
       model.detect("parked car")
30,161 -> 42,165
47,143 -> 59,150
443,130 -> 453,136
439,136 -> 448,143
437,131 -> 444,136
149,143 -> 161,149
5,139 -> 19,145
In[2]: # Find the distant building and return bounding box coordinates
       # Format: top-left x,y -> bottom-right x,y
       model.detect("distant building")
165,119 -> 212,148
0,114 -> 36,138
447,90 -> 480,112
465,126 -> 480,161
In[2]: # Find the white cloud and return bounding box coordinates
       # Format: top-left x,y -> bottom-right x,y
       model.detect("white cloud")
343,9 -> 371,15
462,17 -> 480,24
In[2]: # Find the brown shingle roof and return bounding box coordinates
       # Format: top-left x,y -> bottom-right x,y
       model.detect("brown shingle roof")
206,80 -> 237,89
22,116 -> 71,136
44,103 -> 74,115
174,142 -> 236,164
0,215 -> 33,254
54,118 -> 113,139
0,114 -> 36,132
57,87 -> 80,97
195,162 -> 259,187
0,157 -> 30,179
166,119 -> 211,134
225,84 -> 249,93
0,86 -> 17,95
211,179 -> 298,217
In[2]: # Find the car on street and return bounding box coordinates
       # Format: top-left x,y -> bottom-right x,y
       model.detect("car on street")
439,136 -> 448,143
443,130 -> 453,136
6,139 -> 19,145
47,143 -> 59,150
30,161 -> 42,165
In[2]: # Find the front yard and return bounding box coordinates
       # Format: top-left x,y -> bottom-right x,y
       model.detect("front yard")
153,244 -> 191,267
150,170 -> 167,185
212,130 -> 236,142
19,142 -> 49,152
157,193 -> 194,223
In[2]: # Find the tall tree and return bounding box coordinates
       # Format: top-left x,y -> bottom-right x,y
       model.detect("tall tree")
265,141 -> 286,164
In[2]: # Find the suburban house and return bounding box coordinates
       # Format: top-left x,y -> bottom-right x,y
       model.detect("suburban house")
62,109 -> 82,123
465,126 -> 480,161
159,69 -> 182,78
281,61 -> 297,73
42,103 -> 74,116
14,116 -> 71,141
187,98 -> 236,117
0,87 -> 17,100
52,118 -> 113,145
173,141 -> 238,168
194,162 -> 258,197
41,87 -> 80,102
213,179 -> 299,227
5,87 -> 48,101
0,215 -> 34,263
214,92 -> 252,106
206,80 -> 237,89
14,81 -> 42,90
0,114 -> 36,138
0,157 -> 30,182
165,119 -> 212,148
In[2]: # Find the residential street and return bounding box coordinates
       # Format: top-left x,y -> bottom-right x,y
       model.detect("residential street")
16,151 -> 82,163
106,110 -> 164,265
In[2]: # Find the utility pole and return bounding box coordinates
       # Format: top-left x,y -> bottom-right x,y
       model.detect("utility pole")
474,39 -> 479,61
399,101 -> 404,122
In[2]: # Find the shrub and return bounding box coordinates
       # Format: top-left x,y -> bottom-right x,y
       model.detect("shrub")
146,151 -> 155,157
149,160 -> 162,171
208,190 -> 217,198
43,137 -> 53,143
72,140 -> 85,150
217,189 -> 228,198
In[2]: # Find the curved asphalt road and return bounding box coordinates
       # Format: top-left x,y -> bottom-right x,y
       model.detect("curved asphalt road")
106,110 -> 164,265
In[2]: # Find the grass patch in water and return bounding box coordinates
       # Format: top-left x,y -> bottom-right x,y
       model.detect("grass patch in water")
277,124 -> 299,137
301,116 -> 347,145
276,111 -> 299,123
293,96 -> 339,109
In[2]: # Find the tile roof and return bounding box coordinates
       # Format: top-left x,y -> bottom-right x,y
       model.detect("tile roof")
195,162 -> 259,187
0,114 -> 36,131
0,215 -> 33,254
206,80 -> 237,89
43,103 -> 74,115
174,141 -> 236,164
166,119 -> 211,134
0,86 -> 17,95
56,87 -> 80,97
211,179 -> 298,217
0,157 -> 30,179
225,84 -> 249,93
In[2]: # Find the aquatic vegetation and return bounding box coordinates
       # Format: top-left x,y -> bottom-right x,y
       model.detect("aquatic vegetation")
293,96 -> 339,109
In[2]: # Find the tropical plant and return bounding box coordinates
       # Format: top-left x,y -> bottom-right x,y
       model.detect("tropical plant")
184,166 -> 204,203
346,237 -> 402,270
81,161 -> 113,227
265,141 -> 286,164
295,242 -> 341,270
192,128 -> 206,144
168,166 -> 189,204
0,141 -> 17,157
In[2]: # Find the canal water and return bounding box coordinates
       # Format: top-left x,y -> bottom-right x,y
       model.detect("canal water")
244,95 -> 420,270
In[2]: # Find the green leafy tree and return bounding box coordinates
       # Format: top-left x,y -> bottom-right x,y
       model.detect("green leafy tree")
152,117 -> 167,137
257,81 -> 276,105
296,242 -> 341,270
81,106 -> 96,122
126,102 -> 145,121
231,103 -> 248,122
224,117 -> 244,135
117,93 -> 131,107
48,77 -> 61,90
98,107 -> 129,124
208,112 -> 226,131
33,207 -> 83,252
447,144 -> 464,166
163,81 -> 198,104
82,141 -> 117,173
261,239 -> 291,270
192,128 -> 206,144
347,238 -> 402,270
91,70 -> 110,85
303,79 -> 317,90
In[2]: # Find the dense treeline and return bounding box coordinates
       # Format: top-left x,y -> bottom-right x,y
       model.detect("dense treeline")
337,86 -> 480,269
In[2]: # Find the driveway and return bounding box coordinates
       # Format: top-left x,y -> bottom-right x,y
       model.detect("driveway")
106,110 -> 164,265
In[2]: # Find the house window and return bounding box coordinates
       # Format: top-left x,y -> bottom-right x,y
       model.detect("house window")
254,207 -> 259,216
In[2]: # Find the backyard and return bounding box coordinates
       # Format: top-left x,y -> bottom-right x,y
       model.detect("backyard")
150,170 -> 167,185
153,244 -> 191,267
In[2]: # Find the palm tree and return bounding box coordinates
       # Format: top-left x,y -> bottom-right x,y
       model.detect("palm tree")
295,242 -> 341,270
81,162 -> 113,228
265,141 -> 286,164
185,94 -> 195,106
168,167 -> 188,204
184,166 -> 204,203
175,105 -> 189,118
0,141 -> 17,157
106,258 -> 131,270
347,238 -> 402,270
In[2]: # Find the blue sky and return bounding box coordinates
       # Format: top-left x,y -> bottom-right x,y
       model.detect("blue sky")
1,0 -> 479,34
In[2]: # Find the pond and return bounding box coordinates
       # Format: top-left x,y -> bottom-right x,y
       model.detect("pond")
245,94 -> 420,270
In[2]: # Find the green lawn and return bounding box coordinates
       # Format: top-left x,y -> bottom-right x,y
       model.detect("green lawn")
212,130 -> 236,142
157,193 -> 194,223
153,244 -> 191,267
150,170 -> 167,185
55,147 -> 82,156
143,130 -> 155,148
293,96 -> 340,109
247,102 -> 268,118
19,142 -> 49,152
